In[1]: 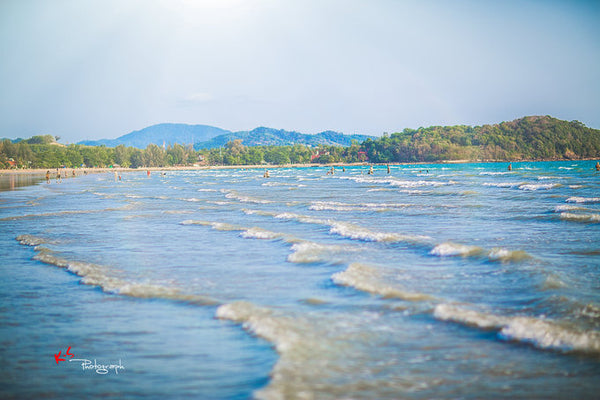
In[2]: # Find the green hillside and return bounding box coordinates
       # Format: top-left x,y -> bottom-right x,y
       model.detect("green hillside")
362,116 -> 600,163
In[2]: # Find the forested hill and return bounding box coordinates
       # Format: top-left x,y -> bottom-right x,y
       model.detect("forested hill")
78,123 -> 231,148
362,116 -> 600,163
195,127 -> 372,149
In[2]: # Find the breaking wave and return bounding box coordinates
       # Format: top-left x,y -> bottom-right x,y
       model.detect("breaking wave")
518,183 -> 560,191
434,303 -> 600,354
566,197 -> 600,204
287,242 -> 356,264
332,263 -> 434,301
559,213 -> 600,223
17,235 -> 218,305
309,201 -> 413,212
430,243 -> 531,262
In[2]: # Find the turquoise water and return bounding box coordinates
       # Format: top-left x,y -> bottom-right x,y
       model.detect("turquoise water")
1,161 -> 599,399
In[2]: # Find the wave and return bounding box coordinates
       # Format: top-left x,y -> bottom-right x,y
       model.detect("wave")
479,172 -> 510,175
553,205 -> 585,212
482,182 -> 519,188
541,274 -> 567,290
340,176 -> 452,188
518,183 -> 560,191
329,221 -> 430,243
287,242 -> 356,264
0,207 -> 132,221
566,197 -> 600,204
429,242 -> 484,257
559,213 -> 600,223
241,227 -> 289,240
17,236 -> 218,305
309,201 -> 414,212
222,189 -> 273,204
181,220 -> 241,231
331,263 -> 434,301
487,248 -> 532,262
16,234 -> 50,246
433,303 -> 600,354
181,219 -> 296,244
430,242 -> 531,262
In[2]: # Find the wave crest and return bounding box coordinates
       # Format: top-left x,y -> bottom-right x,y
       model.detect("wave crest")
332,264 -> 434,301
434,304 -> 600,354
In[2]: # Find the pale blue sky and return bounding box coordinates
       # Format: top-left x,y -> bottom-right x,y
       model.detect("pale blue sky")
1,0 -> 599,143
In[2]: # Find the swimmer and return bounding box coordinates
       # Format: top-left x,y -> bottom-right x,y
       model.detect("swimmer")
508,163 -> 512,171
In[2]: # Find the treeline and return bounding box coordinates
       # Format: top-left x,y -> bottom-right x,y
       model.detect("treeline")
362,116 -> 600,163
0,135 -> 199,169
0,135 -> 356,169
2,116 -> 599,169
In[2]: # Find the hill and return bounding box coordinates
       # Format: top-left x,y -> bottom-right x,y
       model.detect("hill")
194,127 -> 373,149
362,116 -> 600,163
78,123 -> 231,148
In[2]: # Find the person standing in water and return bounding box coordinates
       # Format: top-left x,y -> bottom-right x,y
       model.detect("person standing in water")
596,162 -> 600,171
508,163 -> 512,171
46,170 -> 50,184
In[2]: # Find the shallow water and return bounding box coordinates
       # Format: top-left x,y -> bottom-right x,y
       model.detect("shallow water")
1,161 -> 599,399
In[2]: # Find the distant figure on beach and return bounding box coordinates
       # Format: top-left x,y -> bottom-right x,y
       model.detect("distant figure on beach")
46,170 -> 50,183
56,169 -> 61,182
508,163 -> 512,171
72,170 -> 76,177
596,162 -> 600,171
114,171 -> 118,181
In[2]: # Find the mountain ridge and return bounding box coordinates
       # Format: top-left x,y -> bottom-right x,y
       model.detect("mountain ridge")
78,124 -> 373,149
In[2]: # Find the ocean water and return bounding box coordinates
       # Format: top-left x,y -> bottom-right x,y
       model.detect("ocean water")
1,161 -> 599,399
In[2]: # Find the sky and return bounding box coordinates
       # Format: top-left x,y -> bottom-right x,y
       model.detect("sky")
1,0 -> 599,143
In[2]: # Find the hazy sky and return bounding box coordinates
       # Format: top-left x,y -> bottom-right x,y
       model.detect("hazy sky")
1,0 -> 599,143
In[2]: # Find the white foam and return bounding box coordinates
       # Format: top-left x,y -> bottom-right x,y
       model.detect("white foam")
430,242 -> 483,257
21,244 -> 217,305
16,234 -> 48,246
566,197 -> 600,204
240,227 -> 286,240
180,220 -> 240,231
559,213 -> 600,223
488,248 -> 531,262
224,190 -> 272,204
434,304 -> 600,354
518,183 -> 559,191
329,221 -> 430,243
553,205 -> 584,212
332,264 -> 434,301
287,242 -> 355,264
482,182 -> 518,188
309,201 -> 413,212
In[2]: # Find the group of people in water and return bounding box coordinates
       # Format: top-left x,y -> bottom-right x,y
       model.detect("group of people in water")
261,162 -> 600,178
44,161 -> 600,184
45,168 -> 82,183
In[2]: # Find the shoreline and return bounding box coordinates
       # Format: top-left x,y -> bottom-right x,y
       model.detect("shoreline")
1,158 -> 598,176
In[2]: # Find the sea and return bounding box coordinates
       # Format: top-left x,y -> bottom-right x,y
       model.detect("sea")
1,161 -> 599,399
